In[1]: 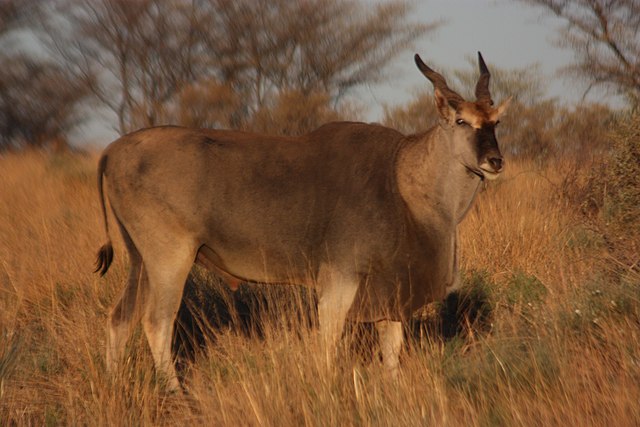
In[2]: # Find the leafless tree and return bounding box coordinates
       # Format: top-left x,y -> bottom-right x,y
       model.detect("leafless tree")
0,0 -> 89,151
522,0 -> 640,104
43,0 -> 437,134
0,56 -> 90,150
41,0 -> 203,133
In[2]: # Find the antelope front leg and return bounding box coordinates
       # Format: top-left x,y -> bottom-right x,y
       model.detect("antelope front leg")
316,264 -> 359,370
375,320 -> 403,377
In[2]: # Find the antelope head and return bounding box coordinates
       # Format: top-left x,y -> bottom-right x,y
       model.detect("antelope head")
415,52 -> 510,180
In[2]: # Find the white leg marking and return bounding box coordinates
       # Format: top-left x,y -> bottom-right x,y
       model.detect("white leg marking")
375,320 -> 403,378
316,264 -> 359,370
107,248 -> 146,373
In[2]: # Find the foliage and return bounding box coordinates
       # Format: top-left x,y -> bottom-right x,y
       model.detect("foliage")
251,89 -> 351,136
176,80 -> 241,130
602,113 -> 640,232
42,0 -> 435,134
580,112 -> 640,266
0,56 -> 90,151
503,271 -> 547,307
382,87 -> 438,134
0,1 -> 88,151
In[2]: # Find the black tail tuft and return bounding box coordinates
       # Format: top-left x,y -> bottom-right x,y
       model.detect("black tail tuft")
94,243 -> 114,277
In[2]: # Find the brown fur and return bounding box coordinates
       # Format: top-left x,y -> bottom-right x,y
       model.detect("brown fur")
95,54 -> 510,390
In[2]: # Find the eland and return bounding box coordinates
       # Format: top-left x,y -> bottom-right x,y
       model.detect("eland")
94,52 -> 509,390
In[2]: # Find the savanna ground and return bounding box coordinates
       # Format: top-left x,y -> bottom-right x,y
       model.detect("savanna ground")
0,115 -> 639,426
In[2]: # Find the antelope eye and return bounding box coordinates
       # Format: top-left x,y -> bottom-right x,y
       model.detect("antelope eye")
455,118 -> 467,126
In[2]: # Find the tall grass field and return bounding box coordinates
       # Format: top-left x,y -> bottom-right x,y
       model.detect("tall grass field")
1,125 -> 638,425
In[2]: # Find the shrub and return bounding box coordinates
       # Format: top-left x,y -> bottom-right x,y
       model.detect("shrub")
582,112 -> 640,266
503,271 -> 547,307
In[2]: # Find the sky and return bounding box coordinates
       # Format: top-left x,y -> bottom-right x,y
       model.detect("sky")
80,0 -> 604,145
359,0 -> 597,120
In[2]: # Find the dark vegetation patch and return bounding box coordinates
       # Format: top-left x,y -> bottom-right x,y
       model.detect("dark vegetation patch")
173,267 -> 495,368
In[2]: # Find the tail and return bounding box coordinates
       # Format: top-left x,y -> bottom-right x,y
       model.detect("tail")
95,243 -> 114,277
94,153 -> 114,276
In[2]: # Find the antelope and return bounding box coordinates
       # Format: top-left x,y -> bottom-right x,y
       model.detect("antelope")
94,52 -> 509,390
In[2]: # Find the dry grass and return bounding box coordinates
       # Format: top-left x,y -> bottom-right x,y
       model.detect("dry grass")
0,149 -> 638,426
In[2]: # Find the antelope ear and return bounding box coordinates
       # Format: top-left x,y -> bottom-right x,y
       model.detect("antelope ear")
494,96 -> 512,119
434,88 -> 456,122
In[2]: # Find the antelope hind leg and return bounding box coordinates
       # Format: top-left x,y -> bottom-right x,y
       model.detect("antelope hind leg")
140,241 -> 196,392
107,223 -> 146,373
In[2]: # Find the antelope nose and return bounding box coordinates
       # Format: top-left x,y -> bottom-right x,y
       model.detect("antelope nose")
488,156 -> 503,172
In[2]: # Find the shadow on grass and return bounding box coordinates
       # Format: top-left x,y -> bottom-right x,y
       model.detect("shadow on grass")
173,267 -> 493,368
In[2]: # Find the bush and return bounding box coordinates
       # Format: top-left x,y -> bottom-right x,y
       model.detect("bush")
582,112 -> 640,266
602,114 -> 640,233
503,271 -> 547,307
